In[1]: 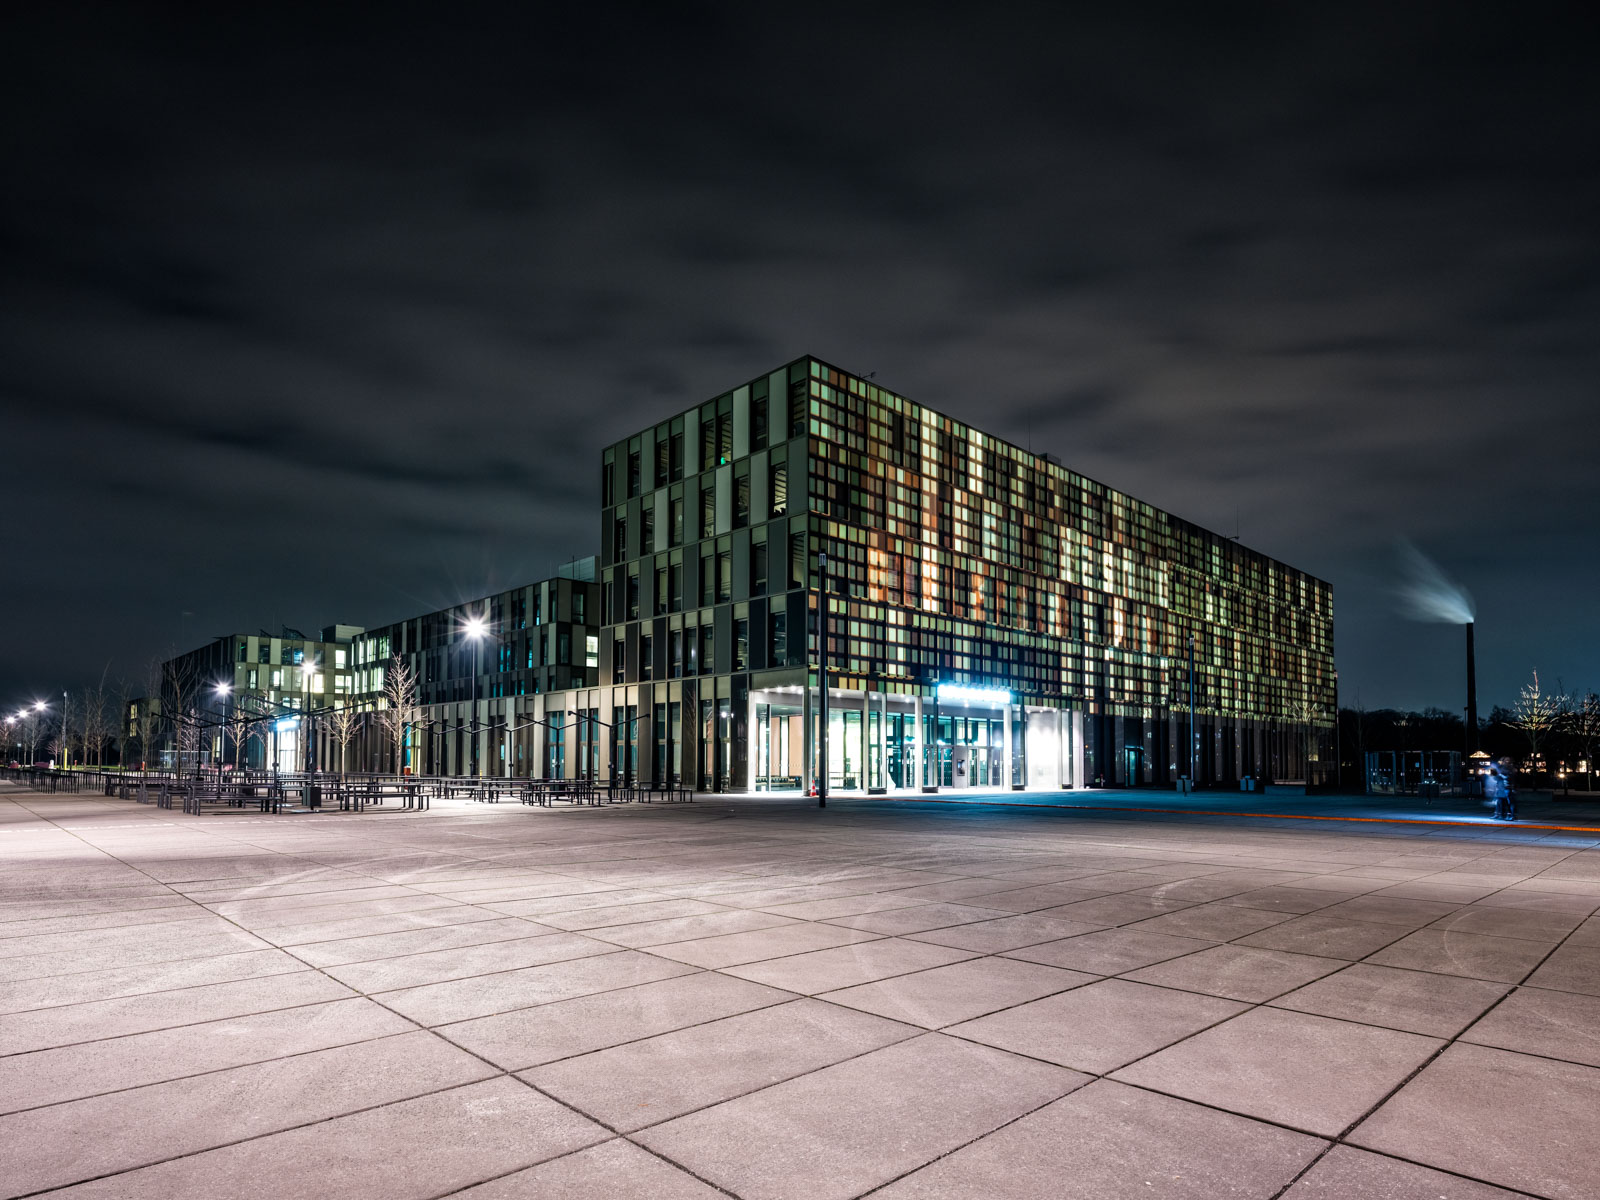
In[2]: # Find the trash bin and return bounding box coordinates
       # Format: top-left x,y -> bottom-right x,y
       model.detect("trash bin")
1176,777 -> 1192,795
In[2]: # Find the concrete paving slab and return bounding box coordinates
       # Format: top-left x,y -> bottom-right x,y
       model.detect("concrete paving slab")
0,996 -> 413,1113
1523,942 -> 1600,995
525,998 -> 919,1130
644,921 -> 882,968
721,937 -> 976,994
949,978 -> 1247,1073
1364,929 -> 1552,982
873,1079 -> 1324,1200
374,949 -> 697,1024
1002,927 -> 1208,975
0,969 -> 354,1055
634,1033 -> 1084,1200
1280,1144 -> 1526,1198
1461,985 -> 1600,1067
1122,943 -> 1347,1002
35,1076 -> 607,1200
1114,1006 -> 1442,1136
1269,963 -> 1511,1037
821,954 -> 1094,1028
438,970 -> 796,1069
0,1030 -> 494,1196
449,1138 -> 724,1199
1235,913 -> 1416,960
1351,1042 -> 1600,1198
289,915 -> 554,966
321,931 -> 617,991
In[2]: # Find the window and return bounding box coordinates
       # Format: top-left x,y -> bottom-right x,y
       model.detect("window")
734,467 -> 750,528
734,618 -> 749,671
558,631 -> 571,663
685,628 -> 698,674
655,436 -> 669,488
670,629 -> 683,678
701,485 -> 715,539
271,669 -> 282,688
258,643 -> 270,664
627,448 -> 641,497
770,460 -> 788,517
770,612 -> 788,665
670,560 -> 683,611
640,635 -> 653,681
700,624 -> 715,674
236,640 -> 247,662
248,668 -> 258,689
641,503 -> 654,551
718,410 -> 732,465
670,497 -> 684,545
335,649 -> 347,668
613,637 -> 626,684
752,535 -> 768,595
655,566 -> 668,615
700,550 -> 714,606
573,593 -> 585,625
701,412 -> 717,471
752,386 -> 768,451
626,568 -> 640,620
601,457 -> 615,507
585,635 -> 598,669
669,430 -> 684,480
790,532 -> 808,590
716,551 -> 731,602
613,515 -> 627,562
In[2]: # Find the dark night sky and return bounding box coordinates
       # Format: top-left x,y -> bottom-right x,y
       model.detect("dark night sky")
3,3 -> 1596,715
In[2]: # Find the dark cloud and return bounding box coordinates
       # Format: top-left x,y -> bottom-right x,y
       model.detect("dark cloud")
2,1 -> 1597,714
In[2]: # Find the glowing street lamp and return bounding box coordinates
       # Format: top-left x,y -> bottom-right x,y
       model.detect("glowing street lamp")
462,614 -> 489,777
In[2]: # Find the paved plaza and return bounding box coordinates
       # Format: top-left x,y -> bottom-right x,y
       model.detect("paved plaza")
3,785 -> 1600,1198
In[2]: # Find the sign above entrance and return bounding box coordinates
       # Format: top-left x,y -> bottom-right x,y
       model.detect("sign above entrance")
936,683 -> 1013,706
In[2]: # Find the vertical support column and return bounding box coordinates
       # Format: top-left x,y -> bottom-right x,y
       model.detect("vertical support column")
1002,703 -> 1014,791
801,682 -> 813,795
1057,709 -> 1067,789
912,694 -> 924,788
859,691 -> 870,793
878,691 -> 888,790
1071,710 -> 1086,789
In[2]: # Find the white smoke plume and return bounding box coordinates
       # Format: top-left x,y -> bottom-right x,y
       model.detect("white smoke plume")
1395,539 -> 1475,624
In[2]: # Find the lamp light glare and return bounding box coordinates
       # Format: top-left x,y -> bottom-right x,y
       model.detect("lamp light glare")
464,616 -> 488,639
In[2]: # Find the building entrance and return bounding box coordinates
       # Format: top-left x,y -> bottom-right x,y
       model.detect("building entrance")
754,702 -> 803,791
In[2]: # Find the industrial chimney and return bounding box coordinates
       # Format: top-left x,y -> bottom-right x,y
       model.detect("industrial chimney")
1465,622 -> 1478,754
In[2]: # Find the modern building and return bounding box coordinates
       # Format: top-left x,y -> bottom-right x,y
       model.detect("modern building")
348,560 -> 601,777
597,355 -> 1335,794
157,626 -> 364,771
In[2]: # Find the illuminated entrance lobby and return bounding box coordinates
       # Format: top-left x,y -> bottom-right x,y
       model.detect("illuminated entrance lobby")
597,356 -> 1334,795
753,683 -> 1084,794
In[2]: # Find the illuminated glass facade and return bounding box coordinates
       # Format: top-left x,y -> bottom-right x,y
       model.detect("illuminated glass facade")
598,355 -> 1334,793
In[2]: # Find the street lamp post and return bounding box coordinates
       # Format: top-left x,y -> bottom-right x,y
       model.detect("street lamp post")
464,614 -> 488,778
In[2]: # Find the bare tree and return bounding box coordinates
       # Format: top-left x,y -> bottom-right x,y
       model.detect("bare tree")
81,668 -> 110,768
132,656 -> 165,769
1569,691 -> 1600,793
376,657 -> 419,775
327,702 -> 360,776
1510,670 -> 1568,791
58,693 -> 77,768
